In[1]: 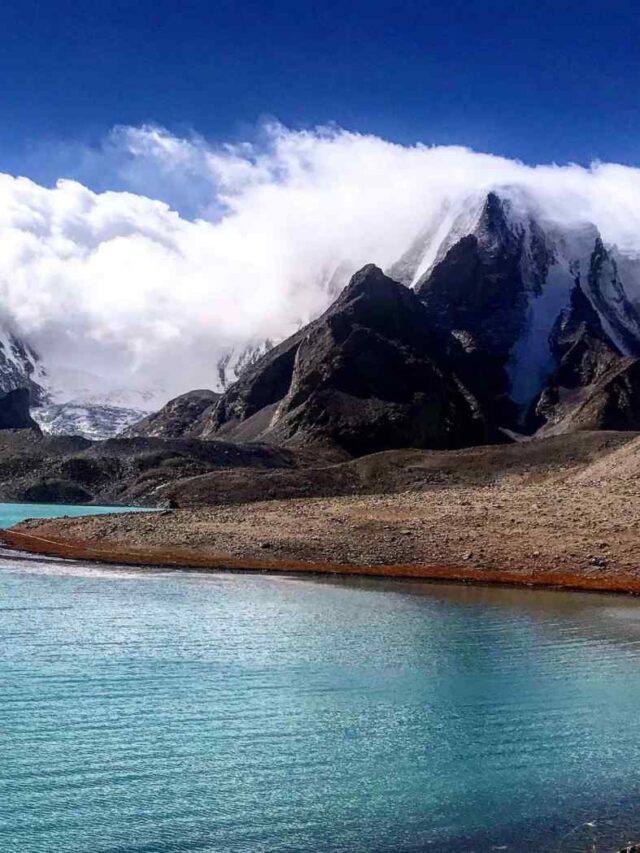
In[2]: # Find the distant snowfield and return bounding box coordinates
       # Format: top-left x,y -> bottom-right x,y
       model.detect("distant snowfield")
31,403 -> 150,441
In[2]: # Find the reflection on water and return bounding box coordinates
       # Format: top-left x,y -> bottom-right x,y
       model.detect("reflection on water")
1,555 -> 640,852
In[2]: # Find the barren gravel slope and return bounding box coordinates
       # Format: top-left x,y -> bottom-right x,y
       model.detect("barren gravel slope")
12,431 -> 640,580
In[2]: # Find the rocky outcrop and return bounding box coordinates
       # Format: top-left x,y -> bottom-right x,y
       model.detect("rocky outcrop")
584,238 -> 640,355
528,274 -> 640,434
548,278 -> 620,386
196,265 -> 501,456
415,192 -> 551,360
123,390 -> 220,438
0,388 -> 40,431
0,431 -> 319,506
535,356 -> 640,435
0,333 -> 48,406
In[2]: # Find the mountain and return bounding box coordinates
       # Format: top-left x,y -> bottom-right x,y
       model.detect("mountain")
4,185 -> 640,448
25,369 -> 163,440
0,333 -> 160,440
0,327 -> 48,406
407,189 -> 640,432
135,187 -> 640,450
123,390 -> 220,438
177,264 -> 501,455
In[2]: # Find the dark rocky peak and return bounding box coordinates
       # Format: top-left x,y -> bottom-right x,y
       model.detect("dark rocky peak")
410,190 -> 565,426
324,264 -> 442,350
201,265 -> 437,439
530,280 -> 629,434
474,191 -> 523,254
446,189 -> 539,263
0,388 -> 40,431
548,281 -> 621,393
123,389 -> 220,439
333,262 -> 407,306
585,237 -> 640,356
417,188 -> 553,291
415,217 -> 527,362
193,264 -> 502,456
552,278 -> 615,358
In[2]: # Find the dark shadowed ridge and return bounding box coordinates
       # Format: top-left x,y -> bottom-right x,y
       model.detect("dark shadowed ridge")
186,264 -> 501,456
0,388 -> 40,432
123,389 -> 220,438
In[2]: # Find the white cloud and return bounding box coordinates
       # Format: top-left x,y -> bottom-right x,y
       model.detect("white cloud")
3,122 -> 640,402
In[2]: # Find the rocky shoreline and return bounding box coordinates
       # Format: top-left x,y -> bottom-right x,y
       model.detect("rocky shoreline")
4,525 -> 640,596
5,428 -> 640,595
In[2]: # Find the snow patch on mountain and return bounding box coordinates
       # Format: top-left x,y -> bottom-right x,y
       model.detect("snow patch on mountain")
507,265 -> 575,404
216,343 -> 273,389
409,195 -> 485,286
0,325 -> 49,404
32,403 -> 150,441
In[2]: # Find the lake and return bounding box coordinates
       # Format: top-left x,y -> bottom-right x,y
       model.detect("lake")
0,504 -> 639,852
0,501 -> 150,528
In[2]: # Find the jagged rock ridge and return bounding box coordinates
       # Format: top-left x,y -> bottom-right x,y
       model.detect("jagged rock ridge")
531,277 -> 640,434
179,265 -> 502,455
407,189 -> 640,434
126,188 -> 640,448
0,327 -> 48,406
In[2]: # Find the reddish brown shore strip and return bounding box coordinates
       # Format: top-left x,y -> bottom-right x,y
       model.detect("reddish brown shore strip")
3,527 -> 640,596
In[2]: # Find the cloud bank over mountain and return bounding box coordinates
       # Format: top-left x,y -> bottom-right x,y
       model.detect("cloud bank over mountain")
2,122 -> 640,400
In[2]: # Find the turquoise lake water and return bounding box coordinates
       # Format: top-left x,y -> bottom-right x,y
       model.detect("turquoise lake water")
1,504 -> 640,852
0,501 -> 148,528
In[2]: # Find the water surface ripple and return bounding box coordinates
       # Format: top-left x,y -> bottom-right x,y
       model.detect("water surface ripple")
2,540 -> 640,851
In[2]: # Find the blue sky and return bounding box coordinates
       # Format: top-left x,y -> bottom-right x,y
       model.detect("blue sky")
1,0 -> 639,186
2,1 -> 640,400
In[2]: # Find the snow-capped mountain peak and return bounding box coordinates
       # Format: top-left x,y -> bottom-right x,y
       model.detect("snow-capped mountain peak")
402,187 -> 640,411
0,324 -> 49,405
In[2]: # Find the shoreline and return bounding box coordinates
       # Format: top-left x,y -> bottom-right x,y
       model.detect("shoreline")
3,527 -> 640,597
